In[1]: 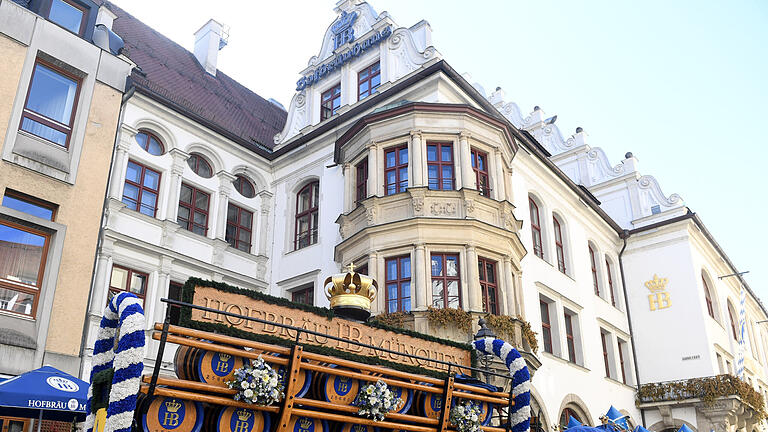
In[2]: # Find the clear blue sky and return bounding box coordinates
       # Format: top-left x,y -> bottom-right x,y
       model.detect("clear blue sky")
112,1 -> 768,302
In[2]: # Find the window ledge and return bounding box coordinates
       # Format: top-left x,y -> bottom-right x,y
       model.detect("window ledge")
285,242 -> 321,256
225,244 -> 266,262
604,376 -> 635,389
0,308 -> 36,322
541,351 -> 590,372
174,226 -> 216,245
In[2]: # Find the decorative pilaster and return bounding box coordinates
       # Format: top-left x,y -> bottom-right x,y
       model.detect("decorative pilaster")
494,148 -> 506,201
108,125 -> 138,200
257,191 -> 273,256
465,243 -> 481,312
342,163 -> 354,213
166,148 -> 190,221
367,142 -> 379,197
410,131 -> 424,187
89,240 -> 114,316
501,255 -> 515,316
414,243 -> 427,311
459,132 -> 474,190
367,252 -> 381,314
215,171 -> 236,241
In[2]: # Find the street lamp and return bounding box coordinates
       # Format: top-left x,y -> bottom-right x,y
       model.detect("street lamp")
473,317 -> 496,384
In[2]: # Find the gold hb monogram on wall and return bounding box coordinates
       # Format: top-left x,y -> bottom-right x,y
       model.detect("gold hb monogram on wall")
645,274 -> 671,311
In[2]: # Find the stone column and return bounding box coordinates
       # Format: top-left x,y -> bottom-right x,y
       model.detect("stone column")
494,148 -> 507,201
465,243 -> 481,312
410,131 -> 424,187
367,252 -> 381,313
342,163 -> 353,213
89,239 -> 115,316
414,243 -> 428,311
166,148 -> 189,221
501,255 -> 515,316
215,171 -> 236,241
459,132 -> 474,190
367,142 -> 379,197
108,125 -> 138,200
257,191 -> 273,256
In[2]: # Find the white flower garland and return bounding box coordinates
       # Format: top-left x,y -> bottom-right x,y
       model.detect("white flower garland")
352,380 -> 396,422
226,356 -> 284,405
450,400 -> 483,432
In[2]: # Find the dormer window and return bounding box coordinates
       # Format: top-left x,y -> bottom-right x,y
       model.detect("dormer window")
320,83 -> 341,121
358,62 -> 381,101
48,0 -> 87,36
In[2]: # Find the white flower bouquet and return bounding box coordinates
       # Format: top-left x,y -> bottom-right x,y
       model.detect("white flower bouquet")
352,380 -> 396,422
225,355 -> 285,405
450,400 -> 483,432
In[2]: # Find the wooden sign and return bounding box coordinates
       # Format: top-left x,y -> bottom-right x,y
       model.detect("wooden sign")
187,285 -> 472,372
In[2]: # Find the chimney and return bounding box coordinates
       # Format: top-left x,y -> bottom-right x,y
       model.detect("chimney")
96,5 -> 117,30
194,19 -> 228,76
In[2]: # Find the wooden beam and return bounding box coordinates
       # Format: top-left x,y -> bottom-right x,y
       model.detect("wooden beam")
275,345 -> 303,432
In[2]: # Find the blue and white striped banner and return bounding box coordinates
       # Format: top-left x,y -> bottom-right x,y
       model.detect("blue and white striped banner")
736,287 -> 746,378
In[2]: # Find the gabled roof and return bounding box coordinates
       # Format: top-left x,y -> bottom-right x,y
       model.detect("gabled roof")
106,2 -> 286,153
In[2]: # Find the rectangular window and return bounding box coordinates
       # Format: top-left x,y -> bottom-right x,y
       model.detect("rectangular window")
320,83 -> 341,120
471,149 -> 490,197
430,253 -> 461,309
385,255 -> 411,313
109,265 -> 147,307
478,257 -> 499,315
589,246 -> 600,297
292,286 -> 314,305
178,183 -> 210,236
564,311 -> 576,363
20,59 -> 81,148
553,217 -> 565,273
358,62 -> 381,101
226,203 -> 253,253
168,281 -> 183,325
0,220 -> 49,317
2,190 -> 56,221
384,145 -> 408,195
529,198 -> 543,258
606,258 -> 616,306
47,0 -> 87,35
427,142 -> 454,190
617,338 -> 628,384
356,158 -> 368,204
540,300 -> 552,354
295,182 -> 319,250
122,160 -> 161,217
601,330 -> 611,378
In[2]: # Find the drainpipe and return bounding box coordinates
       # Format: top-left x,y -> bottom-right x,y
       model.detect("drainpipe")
77,82 -> 135,379
618,230 -> 646,428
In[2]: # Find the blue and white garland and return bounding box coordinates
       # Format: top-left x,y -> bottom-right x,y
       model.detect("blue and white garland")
473,337 -> 531,432
85,292 -> 146,432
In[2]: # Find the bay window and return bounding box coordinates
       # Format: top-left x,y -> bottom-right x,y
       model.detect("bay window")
427,142 -> 454,190
385,256 -> 411,313
478,258 -> 498,315
20,59 -> 81,148
471,149 -> 490,197
430,253 -> 461,309
356,158 -> 368,203
384,145 -> 408,195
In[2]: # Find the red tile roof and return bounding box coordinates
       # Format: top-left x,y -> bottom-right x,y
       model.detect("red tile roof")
106,2 -> 286,152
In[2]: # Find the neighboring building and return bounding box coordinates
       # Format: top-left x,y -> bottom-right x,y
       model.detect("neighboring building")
75,1 -> 765,432
0,0 -> 131,387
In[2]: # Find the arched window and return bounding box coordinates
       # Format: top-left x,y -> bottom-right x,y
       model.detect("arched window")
559,407 -> 584,430
529,197 -> 543,258
553,216 -> 565,273
233,175 -> 255,198
728,302 -> 739,340
702,275 -> 715,319
135,130 -> 164,155
605,257 -> 616,307
295,181 -> 319,250
187,153 -> 213,178
589,245 -> 600,297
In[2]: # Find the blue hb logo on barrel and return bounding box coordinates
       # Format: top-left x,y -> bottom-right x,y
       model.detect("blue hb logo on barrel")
212,352 -> 235,377
158,398 -> 185,429
430,394 -> 442,411
230,408 -> 254,432
334,376 -> 352,396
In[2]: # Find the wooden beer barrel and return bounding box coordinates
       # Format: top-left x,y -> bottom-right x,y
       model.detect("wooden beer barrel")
173,344 -> 198,381
311,364 -> 360,406
140,395 -> 203,432
414,391 -> 443,419
454,376 -> 498,426
195,349 -> 248,386
203,406 -> 271,432
336,423 -> 379,432
360,369 -> 412,414
276,361 -> 312,398
287,416 -> 330,432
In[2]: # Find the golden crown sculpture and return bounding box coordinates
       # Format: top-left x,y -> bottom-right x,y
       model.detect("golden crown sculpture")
645,274 -> 668,292
164,399 -> 182,413
324,263 -> 377,321
236,409 -> 252,422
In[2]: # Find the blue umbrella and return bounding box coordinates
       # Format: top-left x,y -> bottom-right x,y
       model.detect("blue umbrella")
605,406 -> 629,430
0,366 -> 88,430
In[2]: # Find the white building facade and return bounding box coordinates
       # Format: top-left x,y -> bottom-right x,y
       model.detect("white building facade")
79,2 -> 766,432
